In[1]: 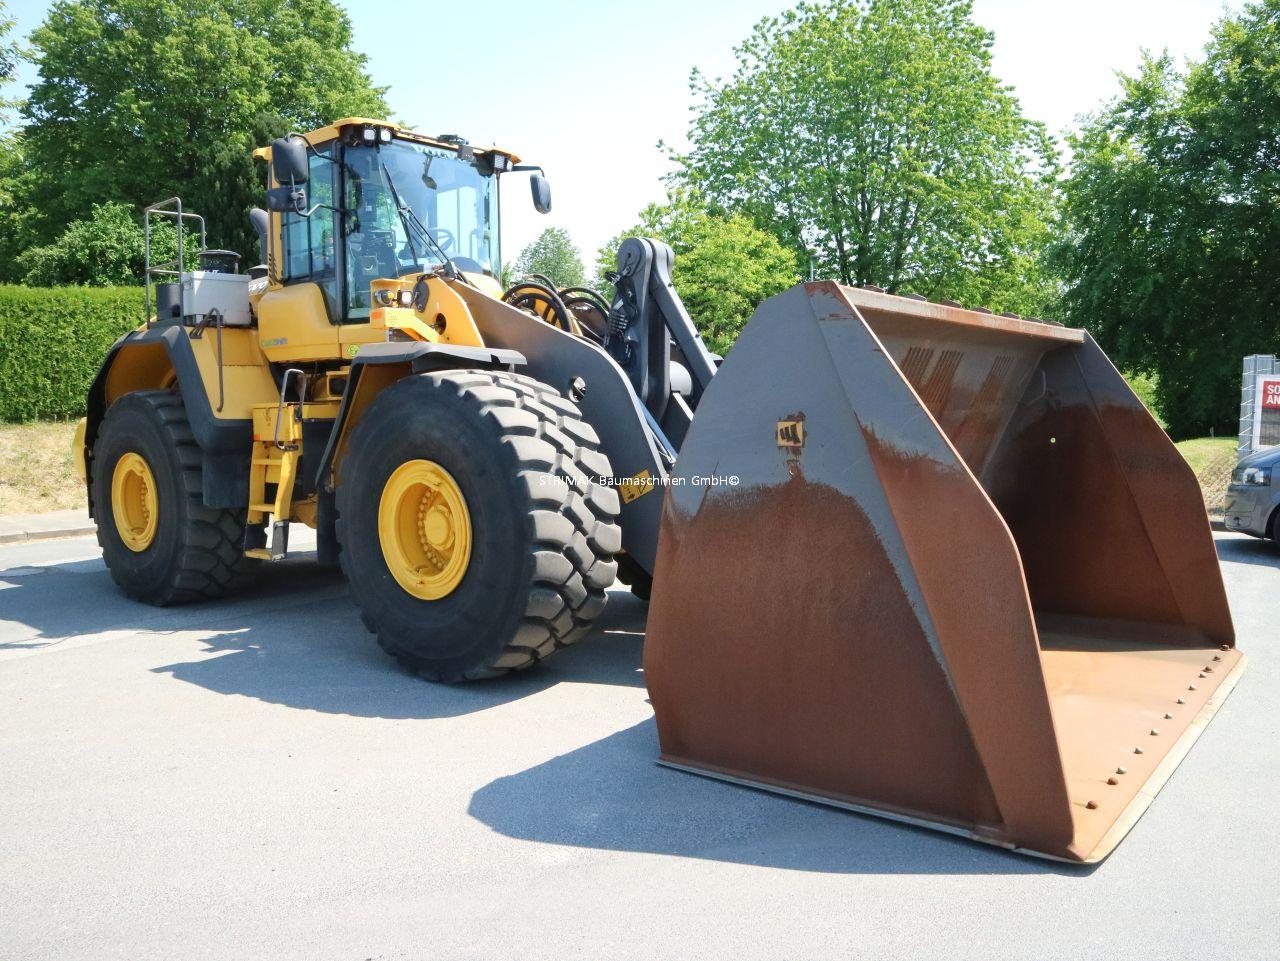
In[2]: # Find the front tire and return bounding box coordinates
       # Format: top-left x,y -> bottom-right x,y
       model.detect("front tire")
336,370 -> 621,682
92,390 -> 254,605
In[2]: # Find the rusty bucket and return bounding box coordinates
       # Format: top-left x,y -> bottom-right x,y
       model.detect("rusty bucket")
644,281 -> 1243,863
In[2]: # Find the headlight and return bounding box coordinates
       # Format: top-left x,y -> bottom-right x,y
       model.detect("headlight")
397,289 -> 413,307
1231,465 -> 1271,485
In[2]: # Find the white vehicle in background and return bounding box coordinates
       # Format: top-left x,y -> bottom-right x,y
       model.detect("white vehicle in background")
1225,446 -> 1280,544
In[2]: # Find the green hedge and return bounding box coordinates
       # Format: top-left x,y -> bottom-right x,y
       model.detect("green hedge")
0,285 -> 145,421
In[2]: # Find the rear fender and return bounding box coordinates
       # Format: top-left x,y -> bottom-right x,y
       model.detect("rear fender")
85,325 -> 275,515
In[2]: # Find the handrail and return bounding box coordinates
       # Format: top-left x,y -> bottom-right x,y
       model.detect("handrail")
143,197 -> 206,327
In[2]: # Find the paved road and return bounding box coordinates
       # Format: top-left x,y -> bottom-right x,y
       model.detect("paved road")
0,530 -> 1276,960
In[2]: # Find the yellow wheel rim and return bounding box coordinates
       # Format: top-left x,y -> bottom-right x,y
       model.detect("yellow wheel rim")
378,459 -> 472,600
111,452 -> 158,552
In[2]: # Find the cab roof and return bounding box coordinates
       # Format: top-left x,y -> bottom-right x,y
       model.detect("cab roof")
252,117 -> 520,165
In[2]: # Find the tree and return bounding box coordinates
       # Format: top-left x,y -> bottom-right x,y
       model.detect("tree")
17,0 -> 387,269
0,133 -> 34,272
0,0 -> 22,122
18,201 -> 194,286
670,0 -> 1058,315
592,191 -> 702,292
1053,1 -> 1280,438
0,0 -> 32,278
511,227 -> 586,288
596,194 -> 799,354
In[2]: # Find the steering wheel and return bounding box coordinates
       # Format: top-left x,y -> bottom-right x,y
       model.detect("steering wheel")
425,227 -> 455,253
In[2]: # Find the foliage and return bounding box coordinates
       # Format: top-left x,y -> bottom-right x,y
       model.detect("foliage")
0,2 -> 25,262
1053,0 -> 1280,438
0,0 -> 22,122
670,0 -> 1059,316
510,227 -> 586,289
13,0 -> 387,275
1122,371 -> 1165,428
0,284 -> 143,421
592,191 -> 703,293
0,132 -> 36,273
596,194 -> 799,354
18,201 -> 196,286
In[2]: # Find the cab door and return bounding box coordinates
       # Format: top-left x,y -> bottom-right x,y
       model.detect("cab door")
258,146 -> 342,362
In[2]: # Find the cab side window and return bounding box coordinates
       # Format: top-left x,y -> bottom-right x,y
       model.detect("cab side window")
281,147 -> 338,317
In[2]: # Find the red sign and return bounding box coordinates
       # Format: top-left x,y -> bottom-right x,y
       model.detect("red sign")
1263,379 -> 1280,410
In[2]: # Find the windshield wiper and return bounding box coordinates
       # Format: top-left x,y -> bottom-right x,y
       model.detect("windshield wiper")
380,161 -> 461,281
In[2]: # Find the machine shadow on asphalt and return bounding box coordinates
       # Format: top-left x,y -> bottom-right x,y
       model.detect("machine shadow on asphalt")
464,537 -> 1276,877
1214,534 -> 1280,569
9,536 -> 1275,876
0,547 -> 647,720
152,572 -> 648,721
2,546 -> 1086,877
467,720 -> 1097,877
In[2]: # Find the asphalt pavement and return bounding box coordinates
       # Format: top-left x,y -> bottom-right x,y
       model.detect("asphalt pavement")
0,529 -> 1276,960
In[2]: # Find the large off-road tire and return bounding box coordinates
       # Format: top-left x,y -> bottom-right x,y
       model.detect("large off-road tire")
335,370 -> 622,682
92,390 -> 254,605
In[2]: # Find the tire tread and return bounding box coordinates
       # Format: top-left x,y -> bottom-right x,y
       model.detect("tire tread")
336,370 -> 622,681
94,390 -> 253,606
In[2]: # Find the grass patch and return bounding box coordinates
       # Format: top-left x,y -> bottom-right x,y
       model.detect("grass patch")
0,420 -> 82,515
1175,436 -> 1238,516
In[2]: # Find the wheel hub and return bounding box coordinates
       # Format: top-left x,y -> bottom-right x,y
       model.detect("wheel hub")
379,460 -> 472,600
111,451 -> 158,552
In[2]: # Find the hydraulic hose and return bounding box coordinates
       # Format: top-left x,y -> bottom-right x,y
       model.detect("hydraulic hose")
501,279 -> 608,344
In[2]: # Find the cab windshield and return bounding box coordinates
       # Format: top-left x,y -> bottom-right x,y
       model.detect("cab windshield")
342,139 -> 499,318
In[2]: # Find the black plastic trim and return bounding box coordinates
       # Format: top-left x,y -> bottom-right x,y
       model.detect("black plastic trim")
84,325 -> 254,516
314,342 -> 525,493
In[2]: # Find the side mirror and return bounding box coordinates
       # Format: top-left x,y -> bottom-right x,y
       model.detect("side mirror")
265,185 -> 307,214
530,173 -> 552,214
271,136 -> 309,186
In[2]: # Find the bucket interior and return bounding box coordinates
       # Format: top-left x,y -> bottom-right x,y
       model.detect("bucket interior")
646,283 -> 1240,862
859,297 -> 1240,859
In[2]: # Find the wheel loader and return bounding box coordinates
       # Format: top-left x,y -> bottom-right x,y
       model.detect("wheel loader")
76,118 -> 1243,862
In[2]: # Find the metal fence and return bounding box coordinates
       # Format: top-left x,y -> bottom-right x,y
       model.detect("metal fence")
1239,354 -> 1280,455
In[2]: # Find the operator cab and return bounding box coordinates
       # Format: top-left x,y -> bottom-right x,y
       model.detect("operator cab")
246,119 -> 549,363
323,127 -> 500,318
256,120 -> 535,314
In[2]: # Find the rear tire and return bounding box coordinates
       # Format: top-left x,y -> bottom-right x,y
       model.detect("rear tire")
93,390 -> 254,605
335,370 -> 621,682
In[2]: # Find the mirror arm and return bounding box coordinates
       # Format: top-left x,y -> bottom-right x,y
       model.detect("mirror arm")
300,200 -> 338,218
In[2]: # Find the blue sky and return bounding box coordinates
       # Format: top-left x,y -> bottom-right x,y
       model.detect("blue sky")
3,0 -> 1242,266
